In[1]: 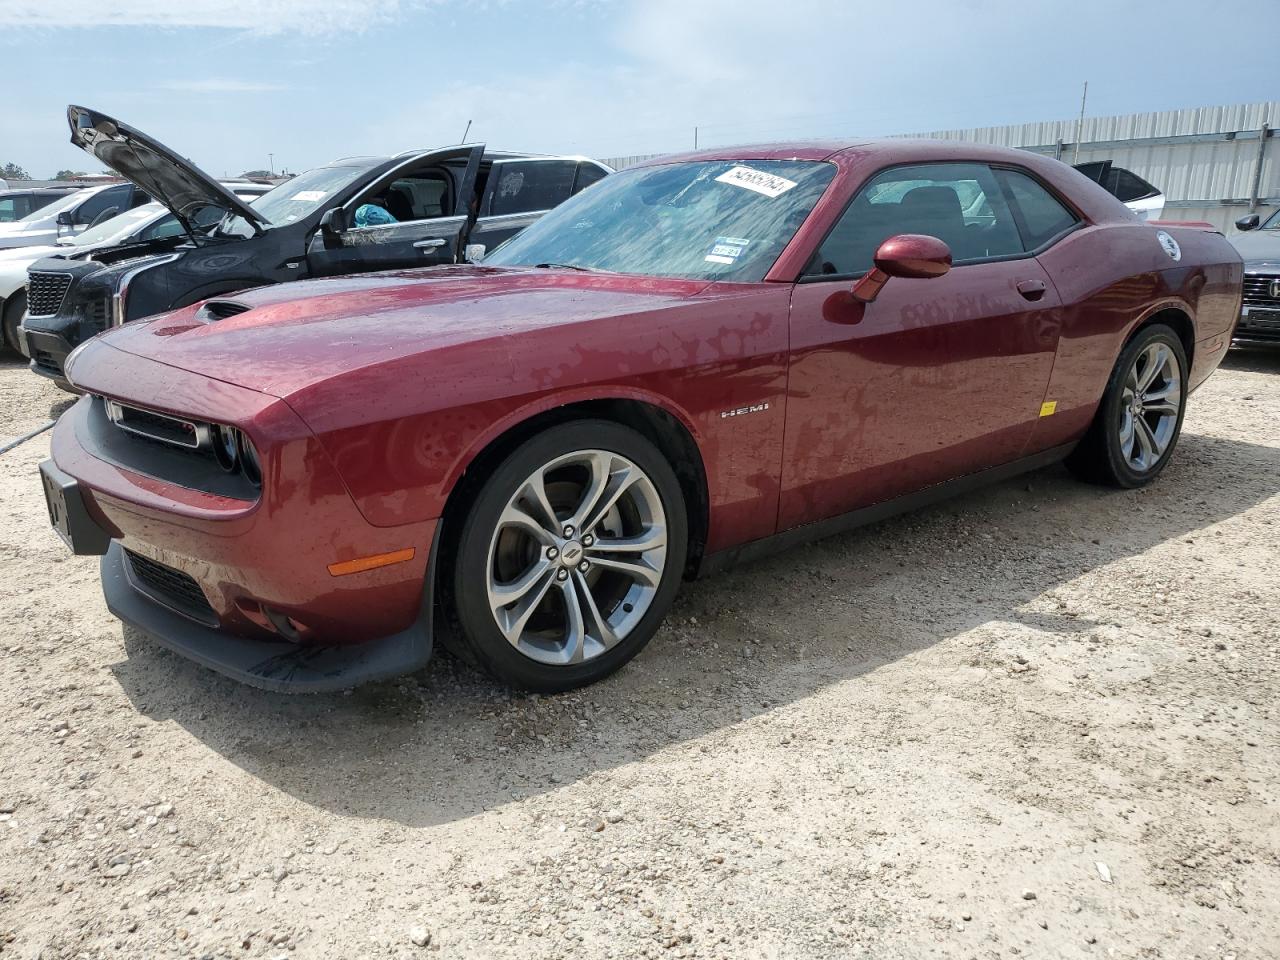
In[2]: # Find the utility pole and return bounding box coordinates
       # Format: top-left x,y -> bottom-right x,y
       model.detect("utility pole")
268,153 -> 274,176
460,120 -> 472,144
1072,82 -> 1088,163
694,126 -> 699,150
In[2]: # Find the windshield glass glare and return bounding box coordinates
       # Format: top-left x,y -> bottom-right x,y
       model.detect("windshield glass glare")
219,164 -> 375,236
484,160 -> 836,282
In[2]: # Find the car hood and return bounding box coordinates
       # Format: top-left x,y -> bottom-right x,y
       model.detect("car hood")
0,245 -> 60,292
67,105 -> 267,232
96,266 -> 716,399
1230,230 -> 1280,267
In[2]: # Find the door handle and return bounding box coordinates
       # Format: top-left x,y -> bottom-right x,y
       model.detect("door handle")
413,238 -> 447,251
1016,279 -> 1047,301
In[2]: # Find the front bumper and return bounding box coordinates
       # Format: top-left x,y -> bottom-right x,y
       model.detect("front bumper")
22,321 -> 76,385
46,384 -> 441,692
1233,303 -> 1280,344
102,542 -> 433,693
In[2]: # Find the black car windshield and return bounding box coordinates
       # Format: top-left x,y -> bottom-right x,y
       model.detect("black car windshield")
218,162 -> 378,237
484,159 -> 836,282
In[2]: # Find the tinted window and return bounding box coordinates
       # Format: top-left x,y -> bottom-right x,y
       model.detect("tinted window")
1104,167 -> 1159,203
489,161 -> 577,216
0,196 -> 29,221
572,163 -> 608,195
998,169 -> 1079,249
805,162 -> 1022,278
75,185 -> 130,225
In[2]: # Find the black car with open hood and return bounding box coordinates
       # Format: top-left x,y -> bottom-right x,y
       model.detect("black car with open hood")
21,106 -> 612,388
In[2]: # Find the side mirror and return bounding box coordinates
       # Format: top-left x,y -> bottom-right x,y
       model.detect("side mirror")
1235,214 -> 1261,232
56,211 -> 75,227
851,234 -> 952,303
319,207 -> 347,246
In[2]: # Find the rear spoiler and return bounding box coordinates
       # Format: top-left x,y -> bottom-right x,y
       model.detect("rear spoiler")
1148,219 -> 1219,232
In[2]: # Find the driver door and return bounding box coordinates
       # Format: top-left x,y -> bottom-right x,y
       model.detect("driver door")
306,144 -> 484,277
779,161 -> 1064,530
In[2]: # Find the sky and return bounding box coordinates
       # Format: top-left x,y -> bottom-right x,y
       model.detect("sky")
2,0 -> 1279,180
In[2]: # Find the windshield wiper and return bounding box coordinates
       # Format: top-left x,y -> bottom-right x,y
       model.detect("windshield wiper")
532,262 -> 599,272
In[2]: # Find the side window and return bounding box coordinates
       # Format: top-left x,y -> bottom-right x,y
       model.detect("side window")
998,169 -> 1079,250
352,170 -> 453,228
489,160 -> 577,216
805,162 -> 1022,278
572,163 -> 608,195
139,204 -> 224,241
75,185 -> 129,224
0,197 -> 18,222
128,188 -> 152,209
1105,167 -> 1159,203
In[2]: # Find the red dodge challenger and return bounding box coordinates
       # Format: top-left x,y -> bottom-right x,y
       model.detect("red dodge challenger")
39,140 -> 1242,693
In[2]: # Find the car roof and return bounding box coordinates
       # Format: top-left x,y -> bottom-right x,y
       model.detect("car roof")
635,138 -> 1065,168
0,186 -> 83,197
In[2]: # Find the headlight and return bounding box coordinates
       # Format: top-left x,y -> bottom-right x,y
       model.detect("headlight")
237,430 -> 262,487
211,423 -> 239,471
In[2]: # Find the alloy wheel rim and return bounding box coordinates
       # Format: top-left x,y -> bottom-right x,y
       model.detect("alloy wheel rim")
485,449 -> 667,666
1118,341 -> 1181,472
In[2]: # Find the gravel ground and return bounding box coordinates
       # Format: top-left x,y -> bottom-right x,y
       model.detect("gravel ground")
1,350 -> 1278,960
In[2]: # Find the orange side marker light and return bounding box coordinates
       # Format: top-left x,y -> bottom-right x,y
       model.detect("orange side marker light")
327,547 -> 416,577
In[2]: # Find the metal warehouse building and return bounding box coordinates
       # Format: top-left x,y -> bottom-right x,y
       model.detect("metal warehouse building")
602,101 -> 1277,233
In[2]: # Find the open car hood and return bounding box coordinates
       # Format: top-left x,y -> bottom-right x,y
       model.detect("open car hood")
66,105 -> 268,232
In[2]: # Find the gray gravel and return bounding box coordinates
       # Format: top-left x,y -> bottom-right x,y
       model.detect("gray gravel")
1,350 -> 1278,958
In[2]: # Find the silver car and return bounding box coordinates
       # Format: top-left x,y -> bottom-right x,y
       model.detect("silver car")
1230,210 -> 1280,345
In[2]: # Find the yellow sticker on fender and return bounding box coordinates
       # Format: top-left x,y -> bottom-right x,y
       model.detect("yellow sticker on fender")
1039,401 -> 1058,417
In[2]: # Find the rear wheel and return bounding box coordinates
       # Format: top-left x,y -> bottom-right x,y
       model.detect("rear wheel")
1066,323 -> 1187,488
450,420 -> 687,692
2,291 -> 27,356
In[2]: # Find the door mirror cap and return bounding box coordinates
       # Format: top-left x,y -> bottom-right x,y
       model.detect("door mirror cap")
55,211 -> 75,227
851,234 -> 952,303
319,207 -> 347,244
1235,214 -> 1261,232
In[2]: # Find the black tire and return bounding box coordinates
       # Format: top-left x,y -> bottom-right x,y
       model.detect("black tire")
1066,323 -> 1188,488
2,290 -> 26,357
448,419 -> 688,692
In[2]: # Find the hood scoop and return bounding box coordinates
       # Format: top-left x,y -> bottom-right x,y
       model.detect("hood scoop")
196,300 -> 252,322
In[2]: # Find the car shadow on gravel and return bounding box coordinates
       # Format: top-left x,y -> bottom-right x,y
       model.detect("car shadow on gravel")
1221,347 -> 1280,374
110,429 -> 1280,827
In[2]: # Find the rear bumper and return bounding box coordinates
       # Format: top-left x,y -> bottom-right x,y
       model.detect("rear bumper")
102,542 -> 433,693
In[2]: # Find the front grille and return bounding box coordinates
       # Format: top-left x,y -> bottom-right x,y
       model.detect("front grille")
27,272 -> 73,316
1243,275 -> 1280,304
105,399 -> 204,449
125,550 -> 217,624
85,297 -> 111,333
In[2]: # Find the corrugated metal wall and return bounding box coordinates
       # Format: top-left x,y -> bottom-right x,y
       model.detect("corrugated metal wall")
601,101 -> 1278,232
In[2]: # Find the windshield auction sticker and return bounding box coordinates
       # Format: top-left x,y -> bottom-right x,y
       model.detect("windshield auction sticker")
705,236 -> 751,265
714,166 -> 798,198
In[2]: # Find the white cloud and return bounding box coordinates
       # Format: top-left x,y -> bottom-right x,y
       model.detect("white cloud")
0,0 -> 416,34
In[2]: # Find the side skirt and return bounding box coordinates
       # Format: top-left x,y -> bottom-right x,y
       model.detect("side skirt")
697,443 -> 1077,578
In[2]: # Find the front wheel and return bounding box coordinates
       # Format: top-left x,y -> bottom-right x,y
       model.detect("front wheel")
450,420 -> 688,692
1066,323 -> 1188,488
2,291 -> 27,356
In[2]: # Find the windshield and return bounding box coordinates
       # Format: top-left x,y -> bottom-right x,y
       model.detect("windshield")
17,189 -> 86,223
1263,209 -> 1280,230
484,159 -> 836,282
218,163 -> 376,237
62,203 -> 161,246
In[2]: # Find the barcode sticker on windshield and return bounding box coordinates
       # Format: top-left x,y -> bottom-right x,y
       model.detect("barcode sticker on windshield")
714,166 -> 797,198
705,236 -> 750,264
291,190 -> 326,202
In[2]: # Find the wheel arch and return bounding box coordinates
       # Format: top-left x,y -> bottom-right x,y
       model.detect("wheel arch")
1125,301 -> 1195,369
437,395 -> 711,584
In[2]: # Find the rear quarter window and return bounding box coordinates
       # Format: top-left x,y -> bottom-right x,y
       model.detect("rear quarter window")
998,169 -> 1080,250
